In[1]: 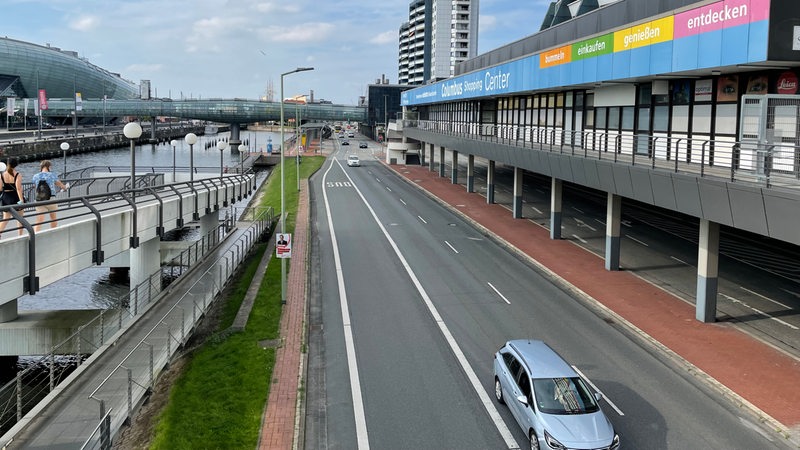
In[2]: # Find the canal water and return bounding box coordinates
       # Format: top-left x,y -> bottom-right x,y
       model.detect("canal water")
13,129 -> 279,311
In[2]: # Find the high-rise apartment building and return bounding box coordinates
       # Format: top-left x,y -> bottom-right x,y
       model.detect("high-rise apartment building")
398,0 -> 478,85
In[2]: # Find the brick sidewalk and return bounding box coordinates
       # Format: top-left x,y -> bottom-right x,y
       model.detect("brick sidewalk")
258,185 -> 309,450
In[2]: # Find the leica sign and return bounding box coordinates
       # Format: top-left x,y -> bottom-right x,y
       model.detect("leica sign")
777,72 -> 799,94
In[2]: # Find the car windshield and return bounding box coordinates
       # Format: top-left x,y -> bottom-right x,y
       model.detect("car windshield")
348,156 -> 358,161
532,377 -> 599,415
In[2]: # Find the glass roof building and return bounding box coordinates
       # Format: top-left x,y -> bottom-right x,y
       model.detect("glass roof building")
0,37 -> 138,101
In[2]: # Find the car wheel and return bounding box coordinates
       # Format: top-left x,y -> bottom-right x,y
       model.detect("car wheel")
529,431 -> 540,450
494,378 -> 505,405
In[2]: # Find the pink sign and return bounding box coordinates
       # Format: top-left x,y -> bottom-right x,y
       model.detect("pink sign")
674,0 -> 771,40
38,89 -> 48,111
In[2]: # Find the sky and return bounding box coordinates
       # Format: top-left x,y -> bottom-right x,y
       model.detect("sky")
1,0 -> 550,105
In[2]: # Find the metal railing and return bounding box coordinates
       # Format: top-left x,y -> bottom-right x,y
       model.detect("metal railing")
0,221 -> 226,436
410,120 -> 800,190
0,205 -> 273,445
82,206 -> 273,448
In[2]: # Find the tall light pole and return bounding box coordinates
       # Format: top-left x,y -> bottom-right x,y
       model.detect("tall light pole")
296,104 -> 302,191
170,139 -> 178,181
185,132 -> 198,182
123,122 -> 142,200
280,66 -> 313,305
238,143 -> 247,173
217,140 -> 228,177
60,142 -> 69,176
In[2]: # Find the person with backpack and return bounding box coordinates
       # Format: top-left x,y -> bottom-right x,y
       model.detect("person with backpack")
31,160 -> 68,232
0,158 -> 25,238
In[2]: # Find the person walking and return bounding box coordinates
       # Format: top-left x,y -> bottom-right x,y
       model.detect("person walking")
0,158 -> 25,238
31,159 -> 68,232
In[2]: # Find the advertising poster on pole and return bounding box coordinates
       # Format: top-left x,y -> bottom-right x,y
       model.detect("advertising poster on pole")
276,233 -> 292,259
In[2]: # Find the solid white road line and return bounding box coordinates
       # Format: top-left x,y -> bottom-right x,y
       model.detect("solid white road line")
322,160 -> 371,449
487,282 -> 511,305
337,160 -> 521,449
572,234 -> 588,244
572,366 -> 625,416
626,235 -> 649,247
670,256 -> 689,266
739,286 -> 791,309
720,293 -> 799,330
445,240 -> 459,254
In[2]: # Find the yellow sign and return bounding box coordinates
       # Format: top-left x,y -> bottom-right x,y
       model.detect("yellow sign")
614,16 -> 674,52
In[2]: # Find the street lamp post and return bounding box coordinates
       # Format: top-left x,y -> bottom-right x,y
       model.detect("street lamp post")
217,140 -> 228,177
238,143 -> 247,173
185,132 -> 198,182
280,66 -> 313,305
170,139 -> 178,182
123,122 -> 143,200
60,142 -> 69,177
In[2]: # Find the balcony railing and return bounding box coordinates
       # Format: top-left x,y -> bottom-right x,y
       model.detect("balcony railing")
408,120 -> 800,190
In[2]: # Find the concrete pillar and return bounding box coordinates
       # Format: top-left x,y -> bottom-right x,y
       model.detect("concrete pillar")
550,178 -> 563,239
229,123 -> 242,149
439,146 -> 446,178
199,210 -> 220,242
129,236 -> 162,301
421,142 -> 427,166
487,160 -> 495,204
512,167 -> 523,219
451,150 -> 459,184
467,154 -> 475,193
0,299 -> 18,323
696,219 -> 720,323
605,193 -> 622,271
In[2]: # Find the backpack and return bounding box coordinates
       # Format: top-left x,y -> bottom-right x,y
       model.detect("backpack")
35,178 -> 52,201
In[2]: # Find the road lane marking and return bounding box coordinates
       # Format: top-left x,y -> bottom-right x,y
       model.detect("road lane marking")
386,186 -> 392,192
626,236 -> 649,247
399,198 -> 407,206
572,234 -> 588,244
572,366 -> 625,416
445,241 -> 459,254
323,159 -> 370,449
720,293 -> 799,330
337,160 -> 521,450
574,218 -> 597,232
418,216 -> 428,224
573,207 -> 585,214
530,206 -> 543,215
670,256 -> 689,266
487,282 -> 511,305
739,286 -> 790,309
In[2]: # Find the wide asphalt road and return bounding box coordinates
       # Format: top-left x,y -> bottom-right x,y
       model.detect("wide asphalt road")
305,144 -> 786,449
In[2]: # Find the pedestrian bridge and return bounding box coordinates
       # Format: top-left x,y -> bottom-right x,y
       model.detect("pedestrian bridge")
26,98 -> 366,124
0,168 -> 256,356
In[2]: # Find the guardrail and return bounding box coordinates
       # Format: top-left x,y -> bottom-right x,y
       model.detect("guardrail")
0,205 -> 273,445
410,120 -> 800,190
83,206 -> 273,449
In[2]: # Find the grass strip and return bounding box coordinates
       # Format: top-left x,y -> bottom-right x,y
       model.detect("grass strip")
149,156 -> 325,449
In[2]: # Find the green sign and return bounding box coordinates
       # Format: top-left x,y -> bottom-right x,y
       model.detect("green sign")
572,33 -> 614,61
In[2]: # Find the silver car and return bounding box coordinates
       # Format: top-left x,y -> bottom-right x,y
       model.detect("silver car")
493,340 -> 619,450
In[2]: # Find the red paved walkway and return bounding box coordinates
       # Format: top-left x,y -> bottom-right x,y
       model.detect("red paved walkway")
258,185 -> 309,450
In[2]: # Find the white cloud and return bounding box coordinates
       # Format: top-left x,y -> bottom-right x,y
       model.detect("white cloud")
254,2 -> 301,14
479,15 -> 498,33
69,15 -> 98,32
125,63 -> 165,74
262,23 -> 334,43
370,31 -> 396,45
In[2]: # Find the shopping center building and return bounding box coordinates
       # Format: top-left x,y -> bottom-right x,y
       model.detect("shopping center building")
399,0 -> 800,322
